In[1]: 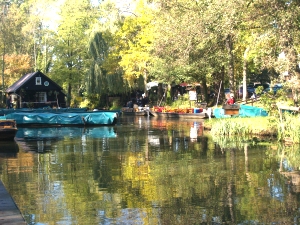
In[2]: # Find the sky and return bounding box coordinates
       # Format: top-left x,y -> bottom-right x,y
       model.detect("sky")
43,0 -> 136,30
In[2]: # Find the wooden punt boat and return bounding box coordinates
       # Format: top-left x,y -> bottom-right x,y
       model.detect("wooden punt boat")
0,119 -> 18,141
149,106 -> 211,119
149,110 -> 209,119
121,107 -> 150,116
122,111 -> 149,116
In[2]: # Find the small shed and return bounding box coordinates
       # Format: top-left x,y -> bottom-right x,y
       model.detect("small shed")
6,71 -> 66,108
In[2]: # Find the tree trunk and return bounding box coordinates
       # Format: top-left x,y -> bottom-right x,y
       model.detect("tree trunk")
157,83 -> 164,106
201,77 -> 208,103
226,34 -> 235,94
242,47 -> 250,101
67,73 -> 72,107
1,43 -> 5,104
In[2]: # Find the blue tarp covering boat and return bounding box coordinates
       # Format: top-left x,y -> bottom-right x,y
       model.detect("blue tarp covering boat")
5,111 -> 118,126
213,104 -> 268,118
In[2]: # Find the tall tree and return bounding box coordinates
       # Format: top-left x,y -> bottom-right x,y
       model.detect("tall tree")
117,0 -> 155,94
0,1 -> 34,102
50,0 -> 99,107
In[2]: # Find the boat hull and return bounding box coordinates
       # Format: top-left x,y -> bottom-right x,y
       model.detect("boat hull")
121,107 -> 150,116
122,111 -> 149,116
150,110 -> 208,119
0,128 -> 18,141
0,119 -> 18,141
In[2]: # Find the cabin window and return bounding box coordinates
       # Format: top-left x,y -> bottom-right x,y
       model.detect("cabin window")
37,92 -> 47,102
36,77 -> 41,85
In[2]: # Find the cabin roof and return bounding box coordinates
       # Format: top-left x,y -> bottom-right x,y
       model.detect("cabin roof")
6,71 -> 64,94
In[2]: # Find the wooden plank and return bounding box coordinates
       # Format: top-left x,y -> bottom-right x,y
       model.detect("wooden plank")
0,180 -> 26,225
278,105 -> 300,111
224,109 -> 239,115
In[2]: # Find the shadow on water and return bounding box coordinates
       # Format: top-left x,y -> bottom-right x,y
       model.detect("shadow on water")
0,141 -> 19,157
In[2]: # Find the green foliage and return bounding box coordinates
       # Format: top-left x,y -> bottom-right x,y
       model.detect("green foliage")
169,94 -> 191,108
110,99 -> 121,110
79,94 -> 99,110
49,0 -> 99,106
259,86 -> 293,116
3,0 -> 300,110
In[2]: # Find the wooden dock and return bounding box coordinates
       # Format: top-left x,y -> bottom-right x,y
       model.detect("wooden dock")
0,180 -> 26,225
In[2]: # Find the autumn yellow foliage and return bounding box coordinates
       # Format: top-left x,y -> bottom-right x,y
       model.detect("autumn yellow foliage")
1,54 -> 33,87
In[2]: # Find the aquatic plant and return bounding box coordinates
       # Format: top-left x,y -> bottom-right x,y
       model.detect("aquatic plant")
277,112 -> 300,143
209,117 -> 277,137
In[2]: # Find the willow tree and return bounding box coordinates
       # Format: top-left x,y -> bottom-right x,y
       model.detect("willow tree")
87,31 -> 127,101
88,32 -> 108,96
87,0 -> 132,97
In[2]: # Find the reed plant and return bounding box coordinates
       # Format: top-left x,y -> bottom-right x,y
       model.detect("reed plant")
276,112 -> 300,143
208,117 -> 277,137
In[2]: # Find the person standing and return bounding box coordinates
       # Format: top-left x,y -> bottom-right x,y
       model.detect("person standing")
226,93 -> 235,105
6,95 -> 11,109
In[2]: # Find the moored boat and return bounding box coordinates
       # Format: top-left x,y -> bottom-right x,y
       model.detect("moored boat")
121,107 -> 151,116
0,119 -> 18,141
149,111 -> 208,119
5,111 -> 118,127
213,104 -> 268,118
149,106 -> 210,119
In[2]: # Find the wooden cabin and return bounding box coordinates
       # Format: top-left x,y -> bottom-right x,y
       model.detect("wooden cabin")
6,71 -> 66,109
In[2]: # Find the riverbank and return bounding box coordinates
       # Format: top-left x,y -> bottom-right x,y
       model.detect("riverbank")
204,112 -> 300,144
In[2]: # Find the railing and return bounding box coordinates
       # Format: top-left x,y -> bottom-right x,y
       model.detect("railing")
20,101 -> 58,108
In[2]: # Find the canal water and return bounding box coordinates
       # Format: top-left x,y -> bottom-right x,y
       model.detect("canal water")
0,116 -> 300,224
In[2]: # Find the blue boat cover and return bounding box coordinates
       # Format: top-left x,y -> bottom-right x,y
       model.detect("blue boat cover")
213,104 -> 268,118
5,112 -> 117,125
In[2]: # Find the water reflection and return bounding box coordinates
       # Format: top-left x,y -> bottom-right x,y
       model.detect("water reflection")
15,126 -> 117,153
16,126 -> 117,140
0,118 -> 300,224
